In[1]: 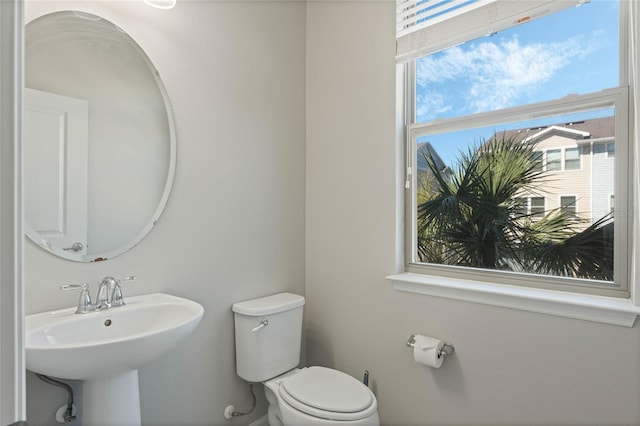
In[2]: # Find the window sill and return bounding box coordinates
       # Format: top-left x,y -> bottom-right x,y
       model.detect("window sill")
386,272 -> 640,327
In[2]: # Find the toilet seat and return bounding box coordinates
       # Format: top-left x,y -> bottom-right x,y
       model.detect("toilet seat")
278,367 -> 377,421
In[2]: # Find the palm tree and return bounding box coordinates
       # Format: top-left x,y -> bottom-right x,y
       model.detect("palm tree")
416,134 -> 613,281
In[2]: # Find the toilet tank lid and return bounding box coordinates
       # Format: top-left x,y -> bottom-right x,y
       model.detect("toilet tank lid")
232,292 -> 305,316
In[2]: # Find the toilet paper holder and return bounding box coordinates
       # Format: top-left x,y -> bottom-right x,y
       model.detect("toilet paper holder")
406,334 -> 455,359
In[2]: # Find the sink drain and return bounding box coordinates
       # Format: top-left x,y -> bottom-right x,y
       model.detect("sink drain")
104,319 -> 112,326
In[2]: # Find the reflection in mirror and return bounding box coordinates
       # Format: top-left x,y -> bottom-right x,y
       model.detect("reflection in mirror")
24,11 -> 176,262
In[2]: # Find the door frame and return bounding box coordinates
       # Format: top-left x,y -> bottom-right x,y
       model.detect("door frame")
0,0 -> 26,423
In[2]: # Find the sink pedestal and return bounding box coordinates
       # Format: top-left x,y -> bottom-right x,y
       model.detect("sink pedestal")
82,371 -> 141,426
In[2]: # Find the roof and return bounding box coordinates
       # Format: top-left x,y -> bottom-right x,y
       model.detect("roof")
496,116 -> 614,144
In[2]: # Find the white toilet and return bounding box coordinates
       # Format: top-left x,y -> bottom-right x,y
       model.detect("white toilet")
232,293 -> 380,426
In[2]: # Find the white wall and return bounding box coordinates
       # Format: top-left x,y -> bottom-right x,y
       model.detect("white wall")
305,1 -> 640,425
24,1 -> 305,425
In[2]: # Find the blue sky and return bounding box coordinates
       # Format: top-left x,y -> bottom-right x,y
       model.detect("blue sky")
416,0 -> 619,166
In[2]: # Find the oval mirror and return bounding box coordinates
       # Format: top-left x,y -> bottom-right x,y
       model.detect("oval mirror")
24,11 -> 176,262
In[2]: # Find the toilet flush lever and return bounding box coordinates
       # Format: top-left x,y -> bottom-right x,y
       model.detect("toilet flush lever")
251,318 -> 269,333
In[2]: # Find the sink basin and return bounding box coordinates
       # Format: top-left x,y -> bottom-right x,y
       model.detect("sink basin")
26,293 -> 204,380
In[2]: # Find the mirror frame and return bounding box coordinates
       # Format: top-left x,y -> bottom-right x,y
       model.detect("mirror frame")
24,10 -> 177,262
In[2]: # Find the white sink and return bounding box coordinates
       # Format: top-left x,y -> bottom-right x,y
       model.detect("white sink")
26,292 -> 204,379
25,293 -> 204,425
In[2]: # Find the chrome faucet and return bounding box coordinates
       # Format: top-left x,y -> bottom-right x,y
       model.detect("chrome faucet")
96,275 -> 137,309
60,275 -> 137,314
95,276 -> 117,310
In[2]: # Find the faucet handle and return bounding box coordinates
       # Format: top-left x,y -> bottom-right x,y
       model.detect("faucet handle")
60,283 -> 84,291
111,275 -> 137,307
60,283 -> 94,314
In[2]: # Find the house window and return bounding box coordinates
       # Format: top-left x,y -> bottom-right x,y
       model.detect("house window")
560,196 -> 577,216
546,149 -> 562,171
530,197 -> 545,217
532,151 -> 543,172
514,197 -> 544,217
607,142 -> 615,158
401,0 -> 629,297
564,148 -> 581,171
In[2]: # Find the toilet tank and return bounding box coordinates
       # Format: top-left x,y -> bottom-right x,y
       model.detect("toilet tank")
232,292 -> 305,382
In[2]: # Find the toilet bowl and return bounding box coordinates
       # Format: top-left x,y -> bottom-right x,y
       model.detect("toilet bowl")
232,293 -> 380,426
263,367 -> 379,426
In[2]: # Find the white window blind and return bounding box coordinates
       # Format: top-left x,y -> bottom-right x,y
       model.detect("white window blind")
396,0 -> 587,63
396,0 -> 490,38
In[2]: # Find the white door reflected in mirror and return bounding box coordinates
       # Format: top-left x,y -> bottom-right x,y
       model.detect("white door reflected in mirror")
25,88 -> 89,256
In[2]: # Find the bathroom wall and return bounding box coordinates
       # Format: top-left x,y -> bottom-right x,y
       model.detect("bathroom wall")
24,1 -> 305,425
305,1 -> 640,425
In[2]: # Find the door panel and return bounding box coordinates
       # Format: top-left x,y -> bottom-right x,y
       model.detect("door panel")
24,88 -> 89,254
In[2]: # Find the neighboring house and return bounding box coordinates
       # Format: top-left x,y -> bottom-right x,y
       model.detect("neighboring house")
504,116 -> 615,225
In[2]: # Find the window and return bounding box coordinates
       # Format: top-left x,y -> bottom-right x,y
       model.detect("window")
399,0 -> 630,299
607,142 -> 615,158
540,147 -> 581,171
560,196 -> 577,216
530,197 -> 545,217
547,149 -> 562,171
564,148 -> 581,171
515,197 -> 545,217
532,151 -> 543,172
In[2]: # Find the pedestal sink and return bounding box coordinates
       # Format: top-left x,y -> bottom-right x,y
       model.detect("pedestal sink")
26,293 -> 204,425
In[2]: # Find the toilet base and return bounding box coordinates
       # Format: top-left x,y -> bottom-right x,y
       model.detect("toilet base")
267,403 -> 284,426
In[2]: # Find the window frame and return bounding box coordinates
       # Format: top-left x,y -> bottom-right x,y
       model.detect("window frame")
389,1 -> 640,326
529,196 -> 545,218
404,86 -> 629,298
546,148 -> 562,171
564,147 -> 582,171
559,195 -> 578,216
536,147 -> 584,172
532,150 -> 544,172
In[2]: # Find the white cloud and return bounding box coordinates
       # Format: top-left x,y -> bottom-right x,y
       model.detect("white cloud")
416,34 -> 600,120
416,91 -> 451,121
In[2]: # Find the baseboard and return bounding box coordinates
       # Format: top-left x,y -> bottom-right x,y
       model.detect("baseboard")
248,414 -> 268,426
